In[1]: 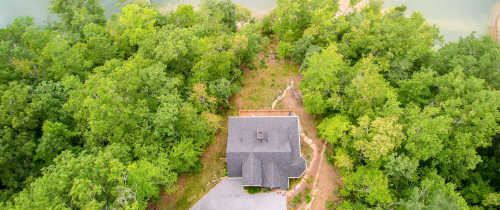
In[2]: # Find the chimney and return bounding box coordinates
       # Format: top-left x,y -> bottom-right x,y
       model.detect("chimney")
256,128 -> 264,142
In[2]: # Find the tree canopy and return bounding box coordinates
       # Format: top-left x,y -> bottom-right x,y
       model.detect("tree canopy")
269,0 -> 500,209
0,0 -> 262,208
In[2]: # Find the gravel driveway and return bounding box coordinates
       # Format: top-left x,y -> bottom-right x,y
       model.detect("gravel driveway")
191,178 -> 287,210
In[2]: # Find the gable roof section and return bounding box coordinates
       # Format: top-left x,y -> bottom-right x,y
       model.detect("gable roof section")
262,161 -> 282,189
227,116 -> 298,153
227,116 -> 306,190
242,153 -> 262,186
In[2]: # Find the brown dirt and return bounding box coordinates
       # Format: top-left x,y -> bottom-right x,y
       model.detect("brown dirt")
280,76 -> 342,210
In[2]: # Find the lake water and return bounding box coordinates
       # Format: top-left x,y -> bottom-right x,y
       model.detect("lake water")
0,0 -> 497,42
385,0 -> 499,42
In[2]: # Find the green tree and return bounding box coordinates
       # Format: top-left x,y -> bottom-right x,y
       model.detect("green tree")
351,115 -> 404,162
433,34 -> 500,89
341,166 -> 393,207
300,46 -> 351,115
401,104 -> 452,161
277,41 -> 294,60
318,114 -> 351,145
284,1 -> 499,208
170,4 -> 198,27
401,173 -> 468,210
49,0 -> 106,33
201,0 -> 237,32
118,4 -> 158,46
344,58 -> 399,118
35,121 -> 78,163
336,6 -> 440,84
273,0 -> 312,41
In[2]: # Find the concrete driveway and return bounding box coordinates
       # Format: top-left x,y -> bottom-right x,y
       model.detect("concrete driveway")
191,178 -> 286,210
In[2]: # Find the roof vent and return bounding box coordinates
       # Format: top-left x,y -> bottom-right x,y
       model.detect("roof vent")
256,128 -> 264,142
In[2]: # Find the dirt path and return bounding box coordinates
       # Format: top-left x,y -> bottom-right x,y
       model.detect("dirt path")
274,76 -> 341,210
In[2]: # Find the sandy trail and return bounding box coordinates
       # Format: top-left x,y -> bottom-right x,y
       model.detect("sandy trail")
273,76 -> 341,210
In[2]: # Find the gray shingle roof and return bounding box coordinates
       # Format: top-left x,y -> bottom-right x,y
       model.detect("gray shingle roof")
227,116 -> 306,190
242,153 -> 262,186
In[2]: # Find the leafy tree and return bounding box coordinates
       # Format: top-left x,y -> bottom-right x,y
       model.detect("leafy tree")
332,148 -> 354,171
318,114 -> 351,145
401,104 -> 452,161
277,41 -> 294,60
289,1 -> 500,208
4,146 -> 175,209
341,166 -> 393,208
299,46 -> 351,115
82,23 -> 119,66
0,17 -> 51,83
344,58 -> 399,118
351,115 -> 404,162
119,4 -> 158,46
273,0 -> 312,41
433,34 -> 500,89
201,0 -> 237,32
0,82 -> 38,198
0,0 -> 257,206
384,154 -> 419,189
483,193 -> 500,208
336,6 -> 440,84
169,4 -> 198,28
35,121 -> 78,163
235,5 -> 252,23
49,0 -> 106,33
461,173 -> 494,205
38,35 -> 93,80
138,26 -> 199,74
400,173 -> 468,210
234,23 -> 263,66
292,35 -> 316,64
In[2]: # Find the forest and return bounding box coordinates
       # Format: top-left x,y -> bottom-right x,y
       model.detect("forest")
0,0 -> 499,209
267,0 -> 499,209
0,0 -> 261,208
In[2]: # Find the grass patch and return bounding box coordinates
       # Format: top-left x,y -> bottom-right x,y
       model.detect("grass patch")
259,58 -> 268,69
305,194 -> 312,203
244,186 -> 272,194
304,188 -> 312,203
326,200 -> 336,210
306,178 -> 313,185
291,192 -> 303,208
230,47 -> 298,110
244,186 -> 263,194
290,188 -> 312,208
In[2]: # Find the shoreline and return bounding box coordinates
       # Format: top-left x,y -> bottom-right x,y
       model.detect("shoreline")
490,3 -> 500,42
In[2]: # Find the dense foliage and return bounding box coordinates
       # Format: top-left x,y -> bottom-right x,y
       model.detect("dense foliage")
268,0 -> 500,209
0,0 -> 261,208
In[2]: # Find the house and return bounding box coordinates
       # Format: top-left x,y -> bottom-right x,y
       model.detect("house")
226,112 -> 306,190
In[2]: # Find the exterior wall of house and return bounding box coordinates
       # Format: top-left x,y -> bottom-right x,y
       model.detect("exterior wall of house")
239,110 -> 293,117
